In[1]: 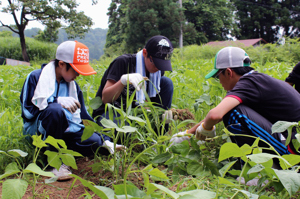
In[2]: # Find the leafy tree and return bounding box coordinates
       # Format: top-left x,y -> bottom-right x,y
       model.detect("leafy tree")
105,0 -> 128,57
233,0 -> 280,43
125,0 -> 184,53
34,21 -> 60,43
0,0 -> 96,62
276,0 -> 300,38
105,0 -> 184,55
183,0 -> 239,45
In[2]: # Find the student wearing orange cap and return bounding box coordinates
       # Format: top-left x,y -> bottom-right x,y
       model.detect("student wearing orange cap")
20,41 -> 122,180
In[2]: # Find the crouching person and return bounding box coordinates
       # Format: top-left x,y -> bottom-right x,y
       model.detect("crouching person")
20,41 -> 122,180
171,47 -> 300,157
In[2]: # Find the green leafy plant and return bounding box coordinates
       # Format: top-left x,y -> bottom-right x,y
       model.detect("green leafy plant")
0,134 -> 82,199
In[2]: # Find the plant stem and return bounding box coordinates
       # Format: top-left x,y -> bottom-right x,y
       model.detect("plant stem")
124,143 -> 159,199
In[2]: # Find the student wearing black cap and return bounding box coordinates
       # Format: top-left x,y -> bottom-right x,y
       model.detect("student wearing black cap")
93,35 -> 174,135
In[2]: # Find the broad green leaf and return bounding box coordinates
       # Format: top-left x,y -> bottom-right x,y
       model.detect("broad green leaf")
2,179 -> 28,199
271,121 -> 298,134
150,183 -> 179,199
44,150 -> 61,170
101,118 -> 119,129
248,153 -> 291,168
127,115 -> 146,126
281,154 -> 300,168
219,160 -> 237,177
149,168 -> 169,181
232,189 -> 259,199
82,121 -> 98,142
186,149 -> 201,161
0,150 -> 7,155
117,125 -> 137,133
218,176 -> 236,186
71,175 -> 114,199
94,186 -> 115,199
247,164 -> 264,175
218,142 -> 245,162
187,161 -> 203,176
143,164 -> 153,172
273,169 -> 300,196
0,162 -> 20,180
90,96 -> 102,110
113,184 -> 146,198
203,157 -> 220,176
32,135 -> 47,148
240,144 -> 252,155
170,140 -> 190,156
152,153 -> 171,164
60,153 -> 77,169
45,136 -> 67,149
24,163 -> 55,177
60,149 -> 82,157
178,190 -> 216,199
7,149 -> 28,157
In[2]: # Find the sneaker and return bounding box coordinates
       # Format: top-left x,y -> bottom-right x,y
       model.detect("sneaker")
51,164 -> 72,181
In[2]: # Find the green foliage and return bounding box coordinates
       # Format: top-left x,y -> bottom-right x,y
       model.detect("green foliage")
0,30 -> 12,37
2,43 -> 300,197
0,0 -> 94,61
183,0 -> 239,44
0,36 -> 57,61
105,0 -> 183,55
34,21 -> 60,43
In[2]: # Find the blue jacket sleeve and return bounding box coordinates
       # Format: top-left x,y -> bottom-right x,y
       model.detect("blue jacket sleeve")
20,69 -> 42,122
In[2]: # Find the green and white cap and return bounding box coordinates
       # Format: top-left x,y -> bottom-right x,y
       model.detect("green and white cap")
205,46 -> 251,79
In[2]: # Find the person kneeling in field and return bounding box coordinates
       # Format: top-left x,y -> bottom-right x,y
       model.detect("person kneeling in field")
92,35 -> 174,136
171,46 -> 300,157
20,41 -> 123,180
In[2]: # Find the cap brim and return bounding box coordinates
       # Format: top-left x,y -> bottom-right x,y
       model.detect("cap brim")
152,57 -> 172,71
70,63 -> 97,76
205,69 -> 219,79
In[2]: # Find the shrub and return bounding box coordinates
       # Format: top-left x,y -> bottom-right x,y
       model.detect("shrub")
0,37 -> 57,62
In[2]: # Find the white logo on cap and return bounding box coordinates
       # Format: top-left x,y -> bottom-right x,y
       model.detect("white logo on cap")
158,39 -> 170,47
77,47 -> 89,63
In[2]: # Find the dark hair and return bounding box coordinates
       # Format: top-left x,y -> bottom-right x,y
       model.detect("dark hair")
231,67 -> 254,76
54,59 -> 71,71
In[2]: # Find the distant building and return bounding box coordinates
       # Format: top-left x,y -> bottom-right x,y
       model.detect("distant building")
206,38 -> 267,48
0,56 -> 30,66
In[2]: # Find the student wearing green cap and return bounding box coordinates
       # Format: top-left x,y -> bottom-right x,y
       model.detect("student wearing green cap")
170,46 -> 300,156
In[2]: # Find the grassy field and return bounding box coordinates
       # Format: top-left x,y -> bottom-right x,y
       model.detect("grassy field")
0,42 -> 299,198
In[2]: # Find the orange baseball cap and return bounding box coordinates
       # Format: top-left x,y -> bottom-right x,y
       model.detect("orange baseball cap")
56,41 -> 96,76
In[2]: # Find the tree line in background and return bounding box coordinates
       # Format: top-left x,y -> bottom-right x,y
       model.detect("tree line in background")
1,0 -> 300,62
105,0 -> 300,55
0,27 -> 107,61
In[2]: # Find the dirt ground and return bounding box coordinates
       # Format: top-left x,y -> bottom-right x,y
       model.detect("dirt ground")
0,109 -> 196,199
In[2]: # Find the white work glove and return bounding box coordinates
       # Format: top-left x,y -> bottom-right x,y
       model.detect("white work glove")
169,130 -> 192,147
103,140 -> 126,154
120,73 -> 145,91
195,122 -> 216,139
57,97 -> 81,114
162,110 -> 173,124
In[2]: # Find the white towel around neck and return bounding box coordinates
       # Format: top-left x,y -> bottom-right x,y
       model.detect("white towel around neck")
135,50 -> 161,104
31,61 -> 78,110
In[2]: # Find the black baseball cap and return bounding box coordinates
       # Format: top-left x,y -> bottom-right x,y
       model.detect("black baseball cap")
145,35 -> 173,71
